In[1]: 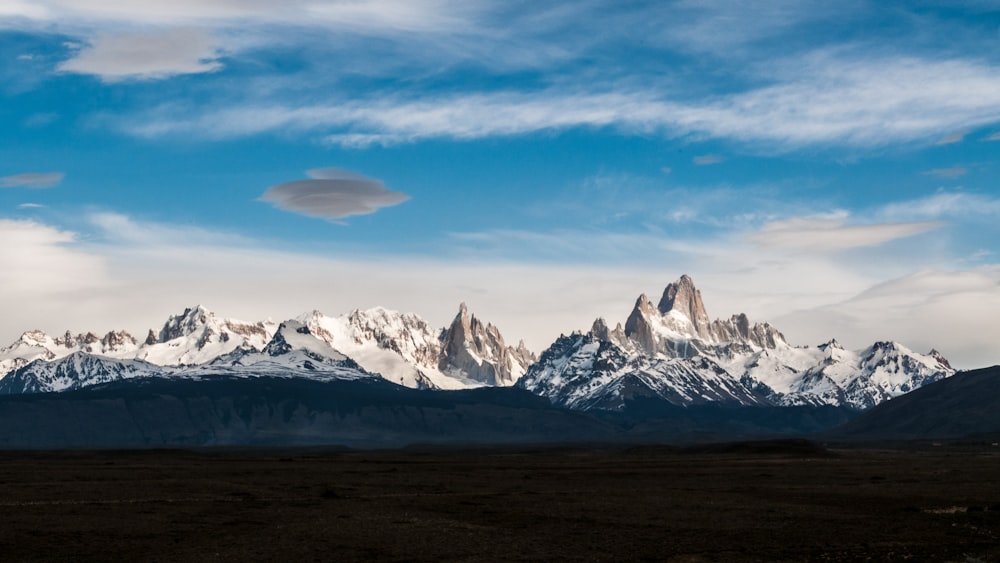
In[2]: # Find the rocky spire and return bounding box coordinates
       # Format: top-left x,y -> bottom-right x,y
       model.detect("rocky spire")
623,293 -> 659,354
657,274 -> 712,340
437,303 -> 534,386
591,317 -> 627,348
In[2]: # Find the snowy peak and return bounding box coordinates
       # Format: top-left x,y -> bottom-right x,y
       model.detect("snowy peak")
262,320 -> 347,362
0,352 -> 162,394
2,330 -> 59,362
137,305 -> 276,366
0,328 -> 140,377
153,305 -> 272,346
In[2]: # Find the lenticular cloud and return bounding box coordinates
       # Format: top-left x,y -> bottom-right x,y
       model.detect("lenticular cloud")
260,168 -> 409,220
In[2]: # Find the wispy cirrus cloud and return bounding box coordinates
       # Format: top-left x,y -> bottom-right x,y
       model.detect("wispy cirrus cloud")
879,191 -> 1000,221
112,54 -> 1000,151
0,172 -> 64,188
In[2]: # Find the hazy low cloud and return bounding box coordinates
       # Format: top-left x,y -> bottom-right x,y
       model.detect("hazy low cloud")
57,28 -> 222,81
260,168 -> 410,221
986,131 -> 1000,141
774,268 -> 1000,368
0,172 -> 64,188
18,203 -> 45,209
693,154 -> 723,165
923,167 -> 967,178
747,214 -> 941,252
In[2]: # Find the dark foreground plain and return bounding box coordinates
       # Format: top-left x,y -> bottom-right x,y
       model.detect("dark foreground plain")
0,441 -> 998,561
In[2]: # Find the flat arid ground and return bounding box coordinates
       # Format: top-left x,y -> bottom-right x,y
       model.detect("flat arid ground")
0,441 -> 998,562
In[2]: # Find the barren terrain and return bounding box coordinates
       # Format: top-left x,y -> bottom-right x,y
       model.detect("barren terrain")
0,441 -> 998,561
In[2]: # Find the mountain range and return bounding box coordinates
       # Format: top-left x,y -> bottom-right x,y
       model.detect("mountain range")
0,276 -> 954,415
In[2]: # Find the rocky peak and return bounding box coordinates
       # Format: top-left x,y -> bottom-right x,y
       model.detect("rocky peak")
101,330 -> 138,351
929,349 -> 952,369
657,275 -> 712,339
438,303 -> 534,386
157,305 -> 213,343
263,321 -> 301,356
590,317 -> 627,348
708,314 -> 785,350
16,330 -> 51,346
819,338 -> 844,351
623,293 -> 658,354
58,330 -> 76,348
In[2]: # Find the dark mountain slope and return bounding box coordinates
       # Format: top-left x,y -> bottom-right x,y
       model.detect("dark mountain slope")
831,365 -> 1000,440
0,377 -> 615,449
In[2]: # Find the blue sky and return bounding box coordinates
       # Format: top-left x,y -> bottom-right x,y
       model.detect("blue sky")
1,0 -> 999,367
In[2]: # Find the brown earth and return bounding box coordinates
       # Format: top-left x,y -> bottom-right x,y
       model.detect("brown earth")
0,441 -> 998,562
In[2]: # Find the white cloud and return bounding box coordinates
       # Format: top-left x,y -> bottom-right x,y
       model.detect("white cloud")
0,0 -> 51,19
12,0 -> 485,31
747,215 -> 941,252
57,28 -> 222,80
0,219 -> 110,296
0,172 -> 64,188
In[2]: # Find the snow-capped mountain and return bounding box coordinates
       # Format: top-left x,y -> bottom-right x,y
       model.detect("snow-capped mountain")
518,327 -> 768,411
298,303 -> 535,390
0,303 -> 531,394
1,321 -> 376,394
136,305 -> 277,366
0,306 -> 276,379
0,281 -> 951,409
0,352 -> 162,394
0,328 -> 139,377
191,320 -> 372,381
519,275 -> 954,411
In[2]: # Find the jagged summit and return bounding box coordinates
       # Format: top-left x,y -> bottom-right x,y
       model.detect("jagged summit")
137,305 -> 276,366
657,274 -> 712,339
439,302 -> 536,386
622,275 -> 785,356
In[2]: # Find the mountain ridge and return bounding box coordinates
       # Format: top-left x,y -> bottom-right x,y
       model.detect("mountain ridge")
0,275 -> 953,414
